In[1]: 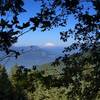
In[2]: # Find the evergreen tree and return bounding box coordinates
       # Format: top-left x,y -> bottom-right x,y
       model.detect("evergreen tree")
0,64 -> 14,100
11,65 -> 28,100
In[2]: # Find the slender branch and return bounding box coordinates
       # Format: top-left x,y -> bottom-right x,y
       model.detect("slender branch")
17,29 -> 32,38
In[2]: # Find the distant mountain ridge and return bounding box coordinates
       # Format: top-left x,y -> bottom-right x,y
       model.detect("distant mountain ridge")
0,45 -> 64,69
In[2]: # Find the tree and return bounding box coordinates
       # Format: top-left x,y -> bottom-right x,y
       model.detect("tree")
11,65 -> 29,100
0,64 -> 14,100
34,0 -> 100,99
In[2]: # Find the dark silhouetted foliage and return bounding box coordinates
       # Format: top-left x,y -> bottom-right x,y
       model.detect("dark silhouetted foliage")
0,65 -> 14,100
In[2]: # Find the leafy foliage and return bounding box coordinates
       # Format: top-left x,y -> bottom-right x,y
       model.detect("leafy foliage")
0,0 -> 100,100
0,0 -> 99,56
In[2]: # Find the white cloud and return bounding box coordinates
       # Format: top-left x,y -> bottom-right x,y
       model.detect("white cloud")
44,42 -> 55,47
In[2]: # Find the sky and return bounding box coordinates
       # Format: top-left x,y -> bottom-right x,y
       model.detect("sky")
13,0 -> 94,47
12,0 -> 75,47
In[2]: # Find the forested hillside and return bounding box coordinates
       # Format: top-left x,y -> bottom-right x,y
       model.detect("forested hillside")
0,46 -> 100,100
